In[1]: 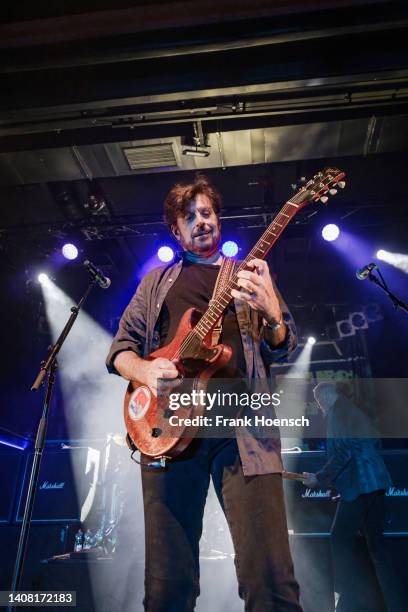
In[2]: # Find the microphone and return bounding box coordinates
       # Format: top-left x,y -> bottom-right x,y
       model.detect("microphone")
83,259 -> 111,289
356,262 -> 378,280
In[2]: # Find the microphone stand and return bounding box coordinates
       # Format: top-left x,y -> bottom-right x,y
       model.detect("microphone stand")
9,278 -> 97,606
367,271 -> 408,314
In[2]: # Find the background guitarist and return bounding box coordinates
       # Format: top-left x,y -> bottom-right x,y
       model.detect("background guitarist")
303,382 -> 404,611
106,174 -> 302,612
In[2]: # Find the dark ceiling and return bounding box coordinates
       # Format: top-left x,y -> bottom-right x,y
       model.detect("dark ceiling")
0,0 -> 407,277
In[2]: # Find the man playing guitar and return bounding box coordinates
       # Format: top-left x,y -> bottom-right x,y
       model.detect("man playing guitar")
106,174 -> 302,611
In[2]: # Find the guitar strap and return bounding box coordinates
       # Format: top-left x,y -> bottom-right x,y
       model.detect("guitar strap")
208,255 -> 236,346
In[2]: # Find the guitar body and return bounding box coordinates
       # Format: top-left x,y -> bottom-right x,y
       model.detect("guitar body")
124,307 -> 232,458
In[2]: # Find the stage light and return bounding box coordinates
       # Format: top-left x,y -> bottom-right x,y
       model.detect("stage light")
322,224 -> 340,242
350,312 -> 368,330
375,249 -> 408,273
62,243 -> 79,260
182,147 -> 210,158
221,241 -> 238,257
84,193 -> 106,213
337,319 -> 354,338
376,249 -> 386,260
38,273 -> 50,284
157,246 -> 174,263
307,336 -> 316,345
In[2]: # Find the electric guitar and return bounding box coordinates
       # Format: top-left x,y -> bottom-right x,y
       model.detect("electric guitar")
124,168 -> 346,459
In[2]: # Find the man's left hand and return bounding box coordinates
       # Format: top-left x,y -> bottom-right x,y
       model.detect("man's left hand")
231,258 -> 282,323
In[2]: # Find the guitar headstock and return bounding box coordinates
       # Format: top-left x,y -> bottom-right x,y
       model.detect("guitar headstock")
296,167 -> 346,208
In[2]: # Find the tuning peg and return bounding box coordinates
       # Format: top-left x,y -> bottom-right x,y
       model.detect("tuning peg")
337,181 -> 346,189
329,189 -> 337,195
320,196 -> 329,203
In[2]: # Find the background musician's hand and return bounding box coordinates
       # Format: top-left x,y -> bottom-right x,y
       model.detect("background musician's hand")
302,472 -> 319,487
144,357 -> 179,397
231,258 -> 282,324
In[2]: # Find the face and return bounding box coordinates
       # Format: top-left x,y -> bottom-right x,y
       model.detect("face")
172,193 -> 221,257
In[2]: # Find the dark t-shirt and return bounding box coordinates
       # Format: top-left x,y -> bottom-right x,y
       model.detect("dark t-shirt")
158,260 -> 247,378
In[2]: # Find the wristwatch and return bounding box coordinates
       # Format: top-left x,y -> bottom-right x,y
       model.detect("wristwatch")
263,313 -> 284,332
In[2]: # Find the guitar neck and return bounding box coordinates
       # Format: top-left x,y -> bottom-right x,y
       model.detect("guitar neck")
190,191 -> 306,343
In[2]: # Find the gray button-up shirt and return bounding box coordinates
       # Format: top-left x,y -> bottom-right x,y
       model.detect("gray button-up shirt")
106,258 -> 297,475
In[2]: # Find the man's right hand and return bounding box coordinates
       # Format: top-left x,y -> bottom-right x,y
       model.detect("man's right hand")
143,358 -> 179,397
113,351 -> 180,396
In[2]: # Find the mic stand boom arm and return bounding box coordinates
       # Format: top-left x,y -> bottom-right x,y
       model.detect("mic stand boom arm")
367,271 -> 408,315
9,278 -> 97,604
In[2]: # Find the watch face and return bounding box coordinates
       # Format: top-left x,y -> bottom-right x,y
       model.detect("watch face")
264,316 -> 283,330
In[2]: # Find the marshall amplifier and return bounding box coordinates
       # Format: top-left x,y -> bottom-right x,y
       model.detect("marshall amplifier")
282,449 -> 408,536
283,451 -> 336,535
16,443 -> 101,523
0,447 -> 24,523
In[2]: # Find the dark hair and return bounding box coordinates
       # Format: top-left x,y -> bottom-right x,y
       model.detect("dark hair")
163,174 -> 222,228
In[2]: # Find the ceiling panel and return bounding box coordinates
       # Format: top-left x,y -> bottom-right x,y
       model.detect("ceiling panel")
1,116 -> 407,188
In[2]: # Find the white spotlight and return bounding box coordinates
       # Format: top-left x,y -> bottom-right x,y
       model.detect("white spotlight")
62,243 -> 79,260
307,336 -> 316,345
157,246 -> 174,263
375,249 -> 408,273
38,273 -> 50,285
322,224 -> 340,242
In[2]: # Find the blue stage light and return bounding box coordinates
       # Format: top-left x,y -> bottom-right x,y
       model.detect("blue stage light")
158,246 -> 175,262
307,336 -> 316,345
221,241 -> 239,257
322,224 -> 340,242
62,243 -> 79,260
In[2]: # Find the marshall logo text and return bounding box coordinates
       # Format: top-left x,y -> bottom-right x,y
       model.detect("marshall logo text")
39,481 -> 65,490
301,488 -> 331,499
386,487 -> 408,497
